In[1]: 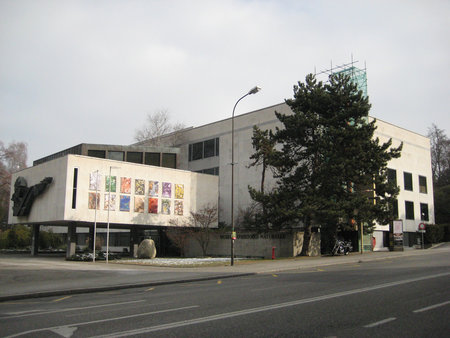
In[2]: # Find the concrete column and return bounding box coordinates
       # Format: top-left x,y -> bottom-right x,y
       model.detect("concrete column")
66,224 -> 77,259
31,224 -> 40,256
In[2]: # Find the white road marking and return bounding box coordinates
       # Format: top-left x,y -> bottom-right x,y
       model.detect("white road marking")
1,300 -> 146,319
5,305 -> 198,338
91,272 -> 450,337
50,326 -> 78,338
364,317 -> 397,328
413,300 -> 450,313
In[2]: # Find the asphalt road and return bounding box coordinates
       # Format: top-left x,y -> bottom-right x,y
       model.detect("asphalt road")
1,251 -> 449,337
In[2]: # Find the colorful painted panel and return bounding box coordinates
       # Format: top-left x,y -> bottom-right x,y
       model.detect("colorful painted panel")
120,177 -> 131,194
120,195 -> 130,212
162,182 -> 172,198
134,196 -> 145,213
89,172 -> 101,191
149,181 -> 159,197
135,179 -> 145,195
148,198 -> 158,214
105,176 -> 116,192
88,192 -> 100,209
104,194 -> 116,211
175,184 -> 184,199
161,199 -> 171,215
174,200 -> 183,215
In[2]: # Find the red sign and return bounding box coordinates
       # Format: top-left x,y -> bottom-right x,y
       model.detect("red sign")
418,223 -> 426,231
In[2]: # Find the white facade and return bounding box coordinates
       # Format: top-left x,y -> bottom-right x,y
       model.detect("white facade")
154,102 -> 434,247
9,155 -> 219,228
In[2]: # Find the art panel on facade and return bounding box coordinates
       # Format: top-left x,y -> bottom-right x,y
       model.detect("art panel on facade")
175,184 -> 184,199
174,200 -> 183,215
89,172 -> 101,191
162,182 -> 172,198
120,195 -> 130,211
120,177 -> 131,194
134,196 -> 145,213
105,176 -> 116,192
104,194 -> 116,211
88,192 -> 100,209
161,199 -> 171,215
148,198 -> 158,214
135,179 -> 145,195
149,181 -> 159,197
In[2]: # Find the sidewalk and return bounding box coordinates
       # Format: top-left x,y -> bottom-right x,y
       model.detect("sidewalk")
1,245 -> 448,302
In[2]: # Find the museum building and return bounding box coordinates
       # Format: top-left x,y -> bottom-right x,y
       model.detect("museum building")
9,102 -> 434,258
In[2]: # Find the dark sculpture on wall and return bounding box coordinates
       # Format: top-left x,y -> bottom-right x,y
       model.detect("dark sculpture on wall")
11,177 -> 53,217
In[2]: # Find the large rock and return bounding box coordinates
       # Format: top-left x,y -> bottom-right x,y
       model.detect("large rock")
137,239 -> 157,259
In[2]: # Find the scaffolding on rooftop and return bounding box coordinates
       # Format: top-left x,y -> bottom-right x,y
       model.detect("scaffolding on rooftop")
315,58 -> 368,98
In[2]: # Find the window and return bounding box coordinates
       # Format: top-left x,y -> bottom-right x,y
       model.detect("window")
420,203 -> 429,221
387,168 -> 397,185
405,201 -> 414,220
145,152 -> 161,166
189,138 -> 219,161
108,151 -> 124,161
126,152 -> 143,164
72,168 -> 78,209
87,150 -> 106,158
404,172 -> 413,191
419,176 -> 427,194
197,167 -> 219,176
392,199 -> 398,219
204,139 -> 216,158
192,142 -> 203,161
162,153 -> 176,168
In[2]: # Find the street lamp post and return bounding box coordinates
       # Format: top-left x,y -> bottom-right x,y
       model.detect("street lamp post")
93,170 -> 99,263
231,86 -> 261,266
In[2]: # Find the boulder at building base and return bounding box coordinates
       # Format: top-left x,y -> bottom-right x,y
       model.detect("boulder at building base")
137,239 -> 157,259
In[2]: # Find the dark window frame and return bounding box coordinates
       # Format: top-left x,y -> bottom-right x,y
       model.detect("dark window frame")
72,168 -> 78,209
420,203 -> 429,221
404,172 -> 413,191
87,149 -> 106,159
145,152 -> 161,166
387,168 -> 397,186
189,138 -> 220,161
405,201 -> 414,220
126,152 -> 143,164
419,175 -> 427,194
162,153 -> 177,168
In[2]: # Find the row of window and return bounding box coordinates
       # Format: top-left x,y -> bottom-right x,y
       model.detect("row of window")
405,201 -> 429,221
393,200 -> 429,221
195,167 -> 220,176
188,138 -> 219,161
387,169 -> 427,193
87,150 -> 177,169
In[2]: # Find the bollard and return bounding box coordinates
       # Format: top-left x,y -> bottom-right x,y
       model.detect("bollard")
272,246 -> 276,260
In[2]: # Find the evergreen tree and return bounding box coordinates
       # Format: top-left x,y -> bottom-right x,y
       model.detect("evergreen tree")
250,74 -> 402,255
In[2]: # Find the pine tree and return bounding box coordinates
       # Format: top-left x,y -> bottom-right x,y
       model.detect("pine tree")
250,74 -> 402,255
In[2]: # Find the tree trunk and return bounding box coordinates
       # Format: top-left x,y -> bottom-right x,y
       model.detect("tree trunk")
301,223 -> 312,256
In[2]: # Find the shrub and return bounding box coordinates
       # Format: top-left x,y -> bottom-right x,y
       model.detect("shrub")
424,224 -> 445,244
0,225 -> 31,249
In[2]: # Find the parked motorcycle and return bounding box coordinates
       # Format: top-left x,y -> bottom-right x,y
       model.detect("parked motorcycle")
332,239 -> 353,255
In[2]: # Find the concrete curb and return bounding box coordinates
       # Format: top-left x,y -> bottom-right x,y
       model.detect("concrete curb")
0,273 -> 255,302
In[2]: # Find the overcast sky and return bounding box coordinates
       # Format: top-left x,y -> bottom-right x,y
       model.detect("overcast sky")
1,0 -> 449,164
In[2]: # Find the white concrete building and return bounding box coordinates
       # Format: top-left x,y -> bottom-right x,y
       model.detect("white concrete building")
9,154 -> 218,257
8,102 -> 434,256
149,102 -> 434,250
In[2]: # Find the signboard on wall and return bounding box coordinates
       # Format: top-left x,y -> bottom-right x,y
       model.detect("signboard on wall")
393,219 -> 404,251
